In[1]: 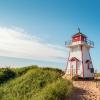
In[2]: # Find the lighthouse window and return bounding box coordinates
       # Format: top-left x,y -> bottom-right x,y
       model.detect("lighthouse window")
90,68 -> 94,73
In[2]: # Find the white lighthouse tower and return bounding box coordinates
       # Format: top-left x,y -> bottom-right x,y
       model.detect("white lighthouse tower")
65,29 -> 94,79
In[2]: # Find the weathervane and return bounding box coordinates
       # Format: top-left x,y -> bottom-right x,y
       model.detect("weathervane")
78,27 -> 80,33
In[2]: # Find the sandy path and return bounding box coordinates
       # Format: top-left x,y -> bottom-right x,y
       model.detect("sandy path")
68,81 -> 100,100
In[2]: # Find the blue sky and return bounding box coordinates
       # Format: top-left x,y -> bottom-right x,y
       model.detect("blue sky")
0,0 -> 100,72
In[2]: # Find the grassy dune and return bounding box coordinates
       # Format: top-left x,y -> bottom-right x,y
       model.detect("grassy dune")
0,66 -> 73,100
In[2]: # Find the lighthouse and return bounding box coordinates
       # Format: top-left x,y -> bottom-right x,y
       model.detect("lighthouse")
65,29 -> 94,79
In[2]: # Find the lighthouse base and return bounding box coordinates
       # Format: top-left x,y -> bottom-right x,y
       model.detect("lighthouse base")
64,73 -> 94,80
77,77 -> 94,81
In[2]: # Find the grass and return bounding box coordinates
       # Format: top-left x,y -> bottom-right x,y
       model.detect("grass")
34,79 -> 72,100
96,73 -> 100,77
0,65 -> 73,100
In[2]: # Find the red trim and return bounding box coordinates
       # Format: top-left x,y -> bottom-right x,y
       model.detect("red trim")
80,45 -> 84,78
69,57 -> 79,61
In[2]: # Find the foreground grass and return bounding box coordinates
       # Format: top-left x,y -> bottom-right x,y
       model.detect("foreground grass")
0,66 -> 73,100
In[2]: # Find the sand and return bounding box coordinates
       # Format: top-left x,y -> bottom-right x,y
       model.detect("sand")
68,80 -> 100,100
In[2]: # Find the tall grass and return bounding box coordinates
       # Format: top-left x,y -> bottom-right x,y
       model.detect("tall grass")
34,79 -> 73,100
0,66 -> 73,100
96,73 -> 100,77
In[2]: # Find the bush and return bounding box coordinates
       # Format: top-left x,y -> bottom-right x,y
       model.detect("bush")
0,68 -> 16,84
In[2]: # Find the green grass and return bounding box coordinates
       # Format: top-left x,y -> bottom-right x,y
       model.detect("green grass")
96,73 -> 100,77
0,65 -> 73,100
34,79 -> 72,100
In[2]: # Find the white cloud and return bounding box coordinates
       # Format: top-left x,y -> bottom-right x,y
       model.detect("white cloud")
0,27 -> 67,63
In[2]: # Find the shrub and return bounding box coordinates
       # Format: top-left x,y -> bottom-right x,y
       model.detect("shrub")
0,68 -> 16,84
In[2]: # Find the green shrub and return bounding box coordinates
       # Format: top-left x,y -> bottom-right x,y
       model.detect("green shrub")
0,68 -> 16,84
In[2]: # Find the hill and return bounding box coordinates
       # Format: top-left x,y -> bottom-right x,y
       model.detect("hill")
0,65 -> 73,100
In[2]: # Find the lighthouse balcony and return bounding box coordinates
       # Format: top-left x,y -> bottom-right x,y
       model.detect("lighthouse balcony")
65,39 -> 94,48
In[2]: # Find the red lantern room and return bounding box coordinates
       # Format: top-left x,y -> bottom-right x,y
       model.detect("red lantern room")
72,28 -> 87,42
65,28 -> 94,48
72,33 -> 87,42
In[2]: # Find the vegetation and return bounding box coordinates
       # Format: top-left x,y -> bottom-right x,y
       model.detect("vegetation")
96,73 -> 100,77
34,79 -> 72,100
0,65 -> 73,100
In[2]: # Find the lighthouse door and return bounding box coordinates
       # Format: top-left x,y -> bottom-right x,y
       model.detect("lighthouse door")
70,57 -> 79,78
70,61 -> 76,77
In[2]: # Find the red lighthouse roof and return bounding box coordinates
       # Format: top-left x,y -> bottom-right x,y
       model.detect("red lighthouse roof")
72,28 -> 87,38
72,32 -> 87,38
72,28 -> 87,42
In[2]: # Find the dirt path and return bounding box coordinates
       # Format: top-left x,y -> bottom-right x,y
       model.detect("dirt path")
68,81 -> 100,100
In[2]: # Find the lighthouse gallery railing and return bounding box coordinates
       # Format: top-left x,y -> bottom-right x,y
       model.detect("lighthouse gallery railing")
65,39 -> 94,47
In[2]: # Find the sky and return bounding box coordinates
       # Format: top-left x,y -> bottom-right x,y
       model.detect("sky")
0,0 -> 100,71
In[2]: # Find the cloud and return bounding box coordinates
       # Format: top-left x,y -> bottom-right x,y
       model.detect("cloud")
0,27 -> 67,63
